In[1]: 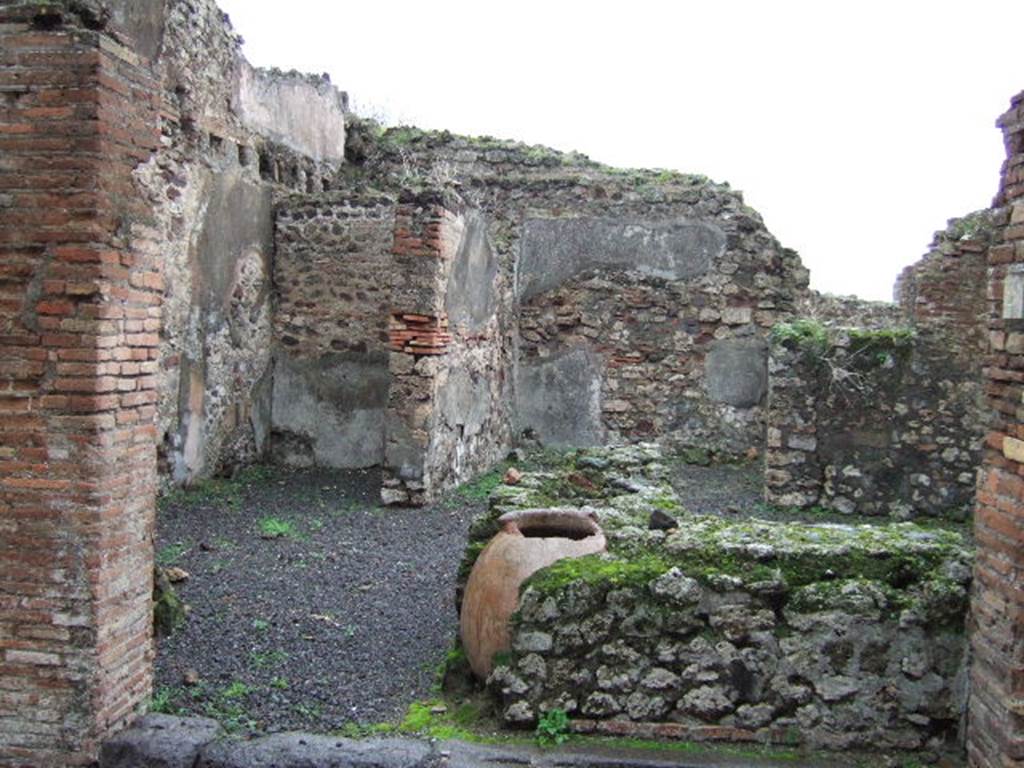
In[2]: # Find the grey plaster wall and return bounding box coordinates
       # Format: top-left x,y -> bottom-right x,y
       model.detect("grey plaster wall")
271,353 -> 389,468
516,349 -> 606,448
445,210 -> 497,330
236,64 -> 347,163
435,367 -> 492,445
195,172 -> 273,316
517,217 -> 726,301
165,170 -> 274,485
704,338 -> 769,408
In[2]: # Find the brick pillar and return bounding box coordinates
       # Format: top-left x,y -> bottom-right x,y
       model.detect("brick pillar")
969,90 -> 1024,768
0,5 -> 161,765
382,194 -> 462,505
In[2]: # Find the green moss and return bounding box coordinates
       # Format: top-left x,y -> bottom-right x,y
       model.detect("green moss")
521,511 -> 968,631
257,516 -> 296,538
650,495 -> 682,513
149,686 -> 180,715
524,553 -> 671,595
770,319 -> 829,355
844,327 -> 915,368
947,209 -> 996,241
397,700 -> 477,741
454,464 -> 509,503
158,464 -> 275,512
457,540 -> 487,583
677,447 -> 712,466
491,650 -> 513,669
435,643 -> 470,690
153,567 -> 186,637
156,541 -> 189,566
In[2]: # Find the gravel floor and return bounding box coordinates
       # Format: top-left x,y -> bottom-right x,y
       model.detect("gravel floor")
667,462 -> 763,517
153,465 -> 482,734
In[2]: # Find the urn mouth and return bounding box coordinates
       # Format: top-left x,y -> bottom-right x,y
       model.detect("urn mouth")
498,508 -> 601,541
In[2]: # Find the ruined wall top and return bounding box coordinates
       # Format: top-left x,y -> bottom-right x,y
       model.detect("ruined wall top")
102,0 -> 348,164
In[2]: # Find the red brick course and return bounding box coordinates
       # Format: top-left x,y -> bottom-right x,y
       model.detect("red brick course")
388,313 -> 452,355
0,6 -> 160,766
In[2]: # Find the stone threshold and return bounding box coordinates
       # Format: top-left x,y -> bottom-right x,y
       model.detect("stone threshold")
100,714 -> 922,768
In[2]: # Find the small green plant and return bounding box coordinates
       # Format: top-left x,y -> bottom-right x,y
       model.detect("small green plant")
270,676 -> 289,690
221,681 -> 251,699
453,466 -> 508,503
399,700 -> 436,732
198,681 -> 256,732
650,495 -> 681,513
947,209 -> 993,241
252,618 -> 270,632
149,686 -> 179,714
294,702 -> 322,720
249,649 -> 288,669
258,517 -> 296,539
156,542 -> 189,566
535,708 -> 570,747
397,700 -> 475,741
770,318 -> 829,355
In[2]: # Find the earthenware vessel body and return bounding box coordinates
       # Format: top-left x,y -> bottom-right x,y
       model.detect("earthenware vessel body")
460,508 -> 606,680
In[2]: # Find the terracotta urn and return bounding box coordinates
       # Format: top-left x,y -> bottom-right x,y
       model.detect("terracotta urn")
460,508 -> 606,680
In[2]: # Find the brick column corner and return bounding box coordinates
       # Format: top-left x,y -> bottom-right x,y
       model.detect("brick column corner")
0,5 -> 162,765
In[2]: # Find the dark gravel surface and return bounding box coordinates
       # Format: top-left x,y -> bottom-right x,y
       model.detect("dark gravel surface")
668,460 -> 973,533
668,462 -> 764,517
153,465 -> 482,734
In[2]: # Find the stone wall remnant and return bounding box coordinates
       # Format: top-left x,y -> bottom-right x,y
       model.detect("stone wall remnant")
764,325 -> 981,519
516,217 -> 725,302
764,207 -> 992,520
119,0 -> 349,486
382,194 -> 514,504
516,349 -> 607,448
968,88 -> 1024,768
272,194 -> 397,468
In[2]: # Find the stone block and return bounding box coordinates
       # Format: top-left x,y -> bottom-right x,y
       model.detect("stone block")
1003,436 -> 1024,464
100,715 -> 223,768
197,733 -> 438,768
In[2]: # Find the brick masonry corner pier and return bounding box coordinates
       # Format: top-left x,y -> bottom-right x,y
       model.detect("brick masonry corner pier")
0,5 -> 162,765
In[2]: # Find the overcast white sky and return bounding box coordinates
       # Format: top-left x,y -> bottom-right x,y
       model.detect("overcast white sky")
218,1 -> 1023,301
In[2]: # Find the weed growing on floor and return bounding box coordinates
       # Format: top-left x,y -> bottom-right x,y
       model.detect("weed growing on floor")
204,682 -> 256,732
158,464 -> 277,513
221,681 -> 250,699
258,517 -> 296,539
249,649 -> 289,669
156,541 -> 189,565
452,464 -> 509,503
149,686 -> 179,715
535,708 -> 570,747
294,702 -> 322,720
398,700 -> 476,741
